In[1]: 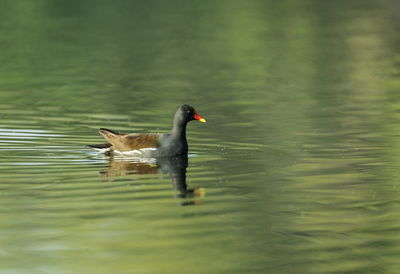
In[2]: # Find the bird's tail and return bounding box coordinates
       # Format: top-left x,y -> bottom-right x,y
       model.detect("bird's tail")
99,128 -> 121,144
87,143 -> 112,149
99,128 -> 120,135
87,142 -> 112,153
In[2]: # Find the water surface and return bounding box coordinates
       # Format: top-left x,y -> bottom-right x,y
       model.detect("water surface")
1,1 -> 400,273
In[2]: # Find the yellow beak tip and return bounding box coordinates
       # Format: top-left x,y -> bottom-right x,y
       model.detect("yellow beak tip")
199,118 -> 206,123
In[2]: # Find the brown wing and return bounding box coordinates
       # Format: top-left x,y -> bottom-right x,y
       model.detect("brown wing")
99,128 -> 161,152
119,133 -> 161,151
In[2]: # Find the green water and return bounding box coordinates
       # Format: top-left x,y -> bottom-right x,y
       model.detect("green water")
1,1 -> 400,273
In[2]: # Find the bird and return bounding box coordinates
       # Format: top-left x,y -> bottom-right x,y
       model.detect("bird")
88,104 -> 206,157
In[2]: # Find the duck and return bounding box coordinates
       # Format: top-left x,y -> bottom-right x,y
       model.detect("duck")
88,104 -> 206,157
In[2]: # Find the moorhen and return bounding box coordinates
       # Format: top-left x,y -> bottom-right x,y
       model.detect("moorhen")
88,104 -> 206,157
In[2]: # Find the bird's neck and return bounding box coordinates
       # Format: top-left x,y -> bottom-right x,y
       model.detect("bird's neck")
171,119 -> 187,139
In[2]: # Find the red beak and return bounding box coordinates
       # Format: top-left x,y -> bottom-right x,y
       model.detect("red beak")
194,112 -> 206,122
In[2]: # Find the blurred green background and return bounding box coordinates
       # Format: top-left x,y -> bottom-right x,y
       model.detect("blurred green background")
0,0 -> 400,273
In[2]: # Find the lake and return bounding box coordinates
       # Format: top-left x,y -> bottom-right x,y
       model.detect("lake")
1,1 -> 400,273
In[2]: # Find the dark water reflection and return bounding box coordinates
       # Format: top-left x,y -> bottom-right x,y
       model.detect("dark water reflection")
0,0 -> 400,273
100,155 -> 204,205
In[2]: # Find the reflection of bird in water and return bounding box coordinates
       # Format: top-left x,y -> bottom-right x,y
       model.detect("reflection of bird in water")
100,155 -> 205,205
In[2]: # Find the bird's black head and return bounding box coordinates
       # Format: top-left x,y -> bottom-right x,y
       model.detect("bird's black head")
177,104 -> 206,123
